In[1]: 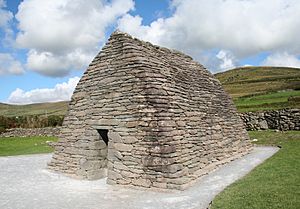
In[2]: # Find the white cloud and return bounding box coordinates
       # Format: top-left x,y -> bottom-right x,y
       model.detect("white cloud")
0,53 -> 24,75
262,52 -> 300,68
0,0 -> 14,45
0,0 -> 12,28
16,0 -> 134,77
26,49 -> 92,77
118,0 -> 300,71
216,50 -> 237,71
189,50 -> 238,73
118,14 -> 166,45
7,76 -> 80,104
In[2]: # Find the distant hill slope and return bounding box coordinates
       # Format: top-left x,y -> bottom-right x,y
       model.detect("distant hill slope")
215,66 -> 300,112
0,66 -> 299,116
0,101 -> 68,117
215,66 -> 300,98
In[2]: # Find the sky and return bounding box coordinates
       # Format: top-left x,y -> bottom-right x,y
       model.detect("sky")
0,0 -> 299,104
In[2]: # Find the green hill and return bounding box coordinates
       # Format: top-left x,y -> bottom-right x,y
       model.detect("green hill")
215,66 -> 300,112
0,101 -> 68,117
215,66 -> 300,98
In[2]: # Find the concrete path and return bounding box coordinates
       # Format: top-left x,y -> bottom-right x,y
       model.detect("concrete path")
0,146 -> 279,209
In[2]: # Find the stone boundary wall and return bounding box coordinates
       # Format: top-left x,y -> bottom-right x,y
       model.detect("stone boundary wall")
0,127 -> 61,137
240,109 -> 300,131
1,109 -> 298,138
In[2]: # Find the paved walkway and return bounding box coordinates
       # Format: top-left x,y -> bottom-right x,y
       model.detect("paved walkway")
0,146 -> 279,209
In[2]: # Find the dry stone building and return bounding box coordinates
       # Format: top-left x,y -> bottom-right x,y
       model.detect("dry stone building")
48,31 -> 252,190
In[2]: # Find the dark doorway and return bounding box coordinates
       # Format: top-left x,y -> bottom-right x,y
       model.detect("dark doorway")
97,129 -> 109,145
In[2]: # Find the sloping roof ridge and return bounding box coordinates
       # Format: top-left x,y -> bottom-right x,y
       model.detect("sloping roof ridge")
110,30 -> 193,61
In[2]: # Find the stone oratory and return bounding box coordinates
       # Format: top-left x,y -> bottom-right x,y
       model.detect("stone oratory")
48,31 -> 252,190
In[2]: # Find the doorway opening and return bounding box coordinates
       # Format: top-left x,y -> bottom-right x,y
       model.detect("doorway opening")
97,129 -> 109,145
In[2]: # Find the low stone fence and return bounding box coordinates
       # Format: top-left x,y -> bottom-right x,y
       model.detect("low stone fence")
240,109 -> 300,131
0,127 -> 61,138
0,109 -> 299,137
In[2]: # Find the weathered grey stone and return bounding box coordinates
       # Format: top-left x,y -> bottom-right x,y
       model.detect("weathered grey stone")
258,120 -> 268,130
107,170 -> 121,180
122,136 -> 138,144
132,178 -> 152,188
158,121 -> 177,127
168,164 -> 184,173
108,132 -> 122,143
153,182 -> 167,189
113,161 -> 129,171
98,118 -> 120,126
92,141 -> 107,149
107,149 -> 123,160
126,121 -> 139,128
149,145 -> 176,154
121,170 -> 140,178
87,168 -> 107,180
114,143 -> 133,152
80,159 -> 103,170
176,121 -> 186,127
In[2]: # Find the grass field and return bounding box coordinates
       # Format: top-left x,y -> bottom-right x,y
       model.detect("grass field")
234,90 -> 300,112
211,130 -> 300,209
0,136 -> 58,156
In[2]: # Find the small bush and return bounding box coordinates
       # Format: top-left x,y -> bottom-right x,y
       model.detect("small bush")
0,126 -> 6,134
288,96 -> 300,103
47,115 -> 64,127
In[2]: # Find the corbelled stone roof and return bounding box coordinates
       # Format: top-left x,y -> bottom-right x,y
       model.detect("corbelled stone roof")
48,30 -> 252,191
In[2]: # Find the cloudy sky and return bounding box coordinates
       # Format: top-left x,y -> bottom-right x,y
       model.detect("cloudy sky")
0,0 -> 299,104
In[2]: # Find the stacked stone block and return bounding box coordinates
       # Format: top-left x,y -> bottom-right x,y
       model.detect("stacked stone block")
48,31 -> 252,190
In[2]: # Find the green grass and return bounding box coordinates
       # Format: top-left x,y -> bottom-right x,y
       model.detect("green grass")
234,90 -> 300,112
211,130 -> 300,209
0,136 -> 58,156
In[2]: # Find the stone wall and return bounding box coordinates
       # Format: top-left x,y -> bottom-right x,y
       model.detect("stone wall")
0,127 -> 61,137
240,109 -> 300,131
48,31 -> 252,191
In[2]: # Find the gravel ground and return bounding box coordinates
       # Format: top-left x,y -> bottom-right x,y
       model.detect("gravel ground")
0,146 -> 279,209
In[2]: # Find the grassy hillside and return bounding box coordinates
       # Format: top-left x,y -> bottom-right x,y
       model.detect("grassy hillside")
215,66 -> 300,112
0,101 -> 68,117
215,66 -> 300,98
